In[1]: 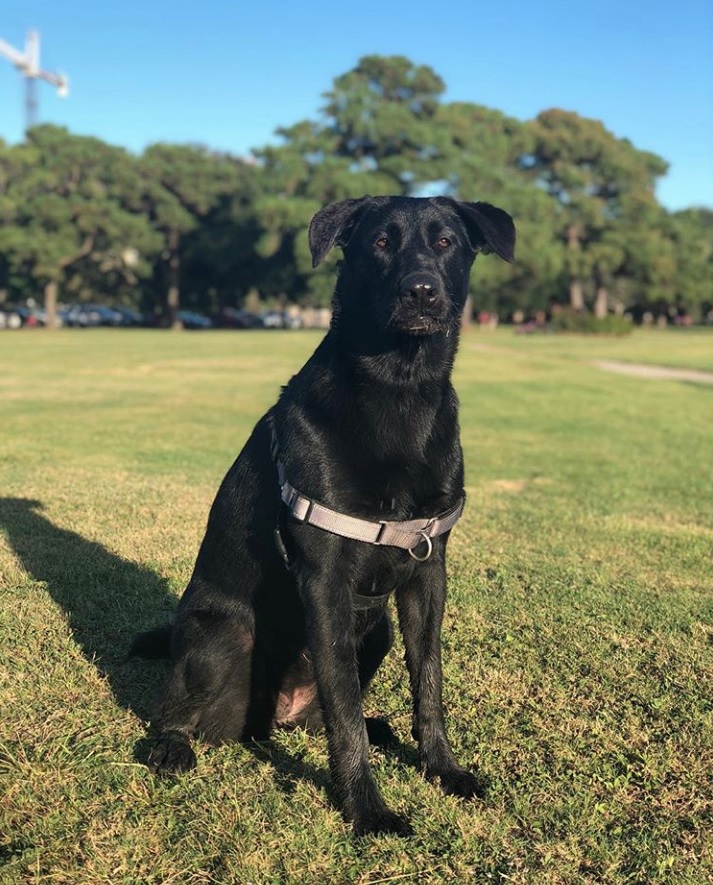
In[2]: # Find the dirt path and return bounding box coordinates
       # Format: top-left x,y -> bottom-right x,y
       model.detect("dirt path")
594,360 -> 713,385
469,342 -> 713,385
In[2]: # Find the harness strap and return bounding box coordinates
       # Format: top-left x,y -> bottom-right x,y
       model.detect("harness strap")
279,475 -> 464,557
269,419 -> 465,561
351,585 -> 394,610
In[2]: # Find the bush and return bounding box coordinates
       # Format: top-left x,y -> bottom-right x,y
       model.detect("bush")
550,308 -> 633,335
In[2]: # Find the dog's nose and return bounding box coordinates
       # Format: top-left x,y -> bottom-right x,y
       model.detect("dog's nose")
399,273 -> 444,314
403,283 -> 438,305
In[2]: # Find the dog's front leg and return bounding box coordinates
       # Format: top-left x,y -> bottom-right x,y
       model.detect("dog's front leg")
397,556 -> 485,800
297,562 -> 412,837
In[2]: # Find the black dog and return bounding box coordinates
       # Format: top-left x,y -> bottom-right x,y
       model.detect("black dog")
133,195 -> 515,836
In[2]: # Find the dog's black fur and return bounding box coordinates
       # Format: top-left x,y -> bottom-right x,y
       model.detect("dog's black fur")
133,195 -> 515,836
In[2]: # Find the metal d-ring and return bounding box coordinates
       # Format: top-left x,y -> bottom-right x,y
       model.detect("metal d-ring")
408,530 -> 433,561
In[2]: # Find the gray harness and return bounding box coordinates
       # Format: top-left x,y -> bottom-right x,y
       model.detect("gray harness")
270,422 -> 465,607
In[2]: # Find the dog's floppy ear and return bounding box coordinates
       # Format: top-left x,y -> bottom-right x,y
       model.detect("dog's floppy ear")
456,201 -> 516,262
308,197 -> 371,267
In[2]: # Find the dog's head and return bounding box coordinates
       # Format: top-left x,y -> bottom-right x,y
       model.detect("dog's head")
309,196 -> 515,339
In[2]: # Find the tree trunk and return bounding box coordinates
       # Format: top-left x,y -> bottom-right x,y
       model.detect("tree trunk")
566,225 -> 585,310
569,279 -> 585,311
45,237 -> 94,330
166,229 -> 182,329
44,280 -> 59,330
594,286 -> 608,319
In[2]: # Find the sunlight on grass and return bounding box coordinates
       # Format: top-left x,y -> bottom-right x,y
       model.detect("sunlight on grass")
1,327 -> 711,884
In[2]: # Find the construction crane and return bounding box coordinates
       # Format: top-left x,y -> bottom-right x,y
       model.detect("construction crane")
0,30 -> 68,133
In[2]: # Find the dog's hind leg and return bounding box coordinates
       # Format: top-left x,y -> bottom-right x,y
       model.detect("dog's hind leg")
270,611 -> 398,746
147,607 -> 261,776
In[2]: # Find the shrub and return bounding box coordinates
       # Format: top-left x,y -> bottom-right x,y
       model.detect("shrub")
550,308 -> 633,335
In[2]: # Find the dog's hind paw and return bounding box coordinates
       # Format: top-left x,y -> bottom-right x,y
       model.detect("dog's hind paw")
147,732 -> 197,776
353,808 -> 414,838
365,716 -> 399,748
432,766 -> 488,800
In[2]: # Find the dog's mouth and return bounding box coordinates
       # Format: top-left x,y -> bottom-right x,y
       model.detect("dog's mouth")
405,317 -> 444,335
389,311 -> 450,337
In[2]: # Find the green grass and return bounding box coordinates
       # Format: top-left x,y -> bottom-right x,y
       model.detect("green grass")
1,327 -> 711,884
480,325 -> 713,372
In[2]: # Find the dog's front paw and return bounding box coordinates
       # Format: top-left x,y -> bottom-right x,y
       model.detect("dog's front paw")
431,766 -> 488,800
147,732 -> 197,776
353,807 -> 414,838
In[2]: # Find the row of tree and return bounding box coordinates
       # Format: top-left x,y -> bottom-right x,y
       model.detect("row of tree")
1,55 -> 711,327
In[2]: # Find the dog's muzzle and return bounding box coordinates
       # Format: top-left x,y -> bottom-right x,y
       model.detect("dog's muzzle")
391,274 -> 450,335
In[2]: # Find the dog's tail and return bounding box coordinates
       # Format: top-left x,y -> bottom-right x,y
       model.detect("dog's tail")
129,624 -> 172,659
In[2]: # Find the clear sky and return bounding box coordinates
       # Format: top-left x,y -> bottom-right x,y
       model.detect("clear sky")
1,0 -> 712,211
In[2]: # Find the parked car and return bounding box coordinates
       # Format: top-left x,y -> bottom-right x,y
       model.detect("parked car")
258,310 -> 283,329
213,307 -> 261,329
60,305 -> 124,327
113,307 -> 147,327
0,308 -> 22,330
258,310 -> 303,329
7,305 -> 48,327
177,310 -> 213,330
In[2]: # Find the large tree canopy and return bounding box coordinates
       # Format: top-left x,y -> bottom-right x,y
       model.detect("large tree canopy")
138,144 -> 248,325
518,110 -> 670,315
0,57 -> 709,324
0,126 -> 160,326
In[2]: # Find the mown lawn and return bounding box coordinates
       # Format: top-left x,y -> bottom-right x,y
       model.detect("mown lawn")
0,327 -> 711,884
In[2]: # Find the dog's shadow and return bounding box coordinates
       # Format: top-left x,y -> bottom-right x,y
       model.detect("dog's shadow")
0,497 -> 176,722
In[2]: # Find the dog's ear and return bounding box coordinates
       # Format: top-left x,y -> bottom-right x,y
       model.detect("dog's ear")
455,201 -> 516,262
308,197 -> 371,267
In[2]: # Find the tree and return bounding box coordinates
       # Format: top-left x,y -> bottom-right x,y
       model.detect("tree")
0,126 -> 159,326
0,60 -> 707,325
322,54 -> 447,191
628,208 -> 713,320
426,102 -> 564,317
671,209 -> 713,319
518,110 -> 669,314
177,160 -> 270,312
253,56 -> 528,308
139,144 -> 244,326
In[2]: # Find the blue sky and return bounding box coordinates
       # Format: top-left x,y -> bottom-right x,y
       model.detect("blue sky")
1,0 -> 712,210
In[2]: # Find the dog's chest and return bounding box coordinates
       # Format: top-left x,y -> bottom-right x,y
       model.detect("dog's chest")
353,543 -> 418,598
358,391 -> 435,463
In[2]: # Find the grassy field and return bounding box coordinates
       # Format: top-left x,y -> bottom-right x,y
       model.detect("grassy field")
0,327 -> 711,884
483,326 -> 713,373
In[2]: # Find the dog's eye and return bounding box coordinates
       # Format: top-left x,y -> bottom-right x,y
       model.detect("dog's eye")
374,236 -> 388,250
436,237 -> 452,249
